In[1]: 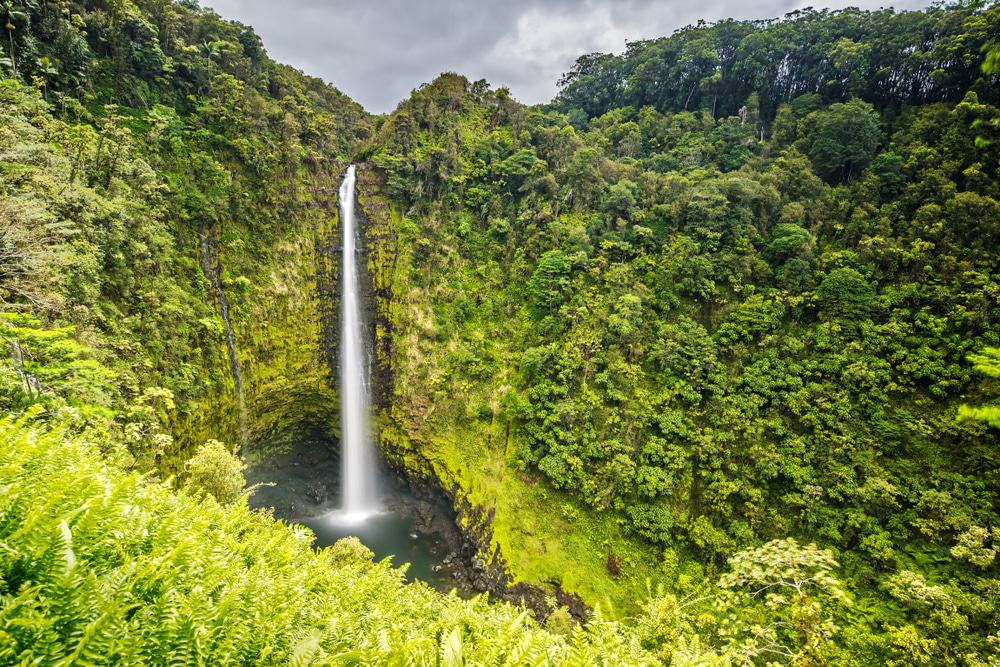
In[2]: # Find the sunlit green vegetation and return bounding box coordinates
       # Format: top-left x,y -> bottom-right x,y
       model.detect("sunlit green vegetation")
0,411 -> 670,665
1,0 -> 999,664
371,3 -> 1000,662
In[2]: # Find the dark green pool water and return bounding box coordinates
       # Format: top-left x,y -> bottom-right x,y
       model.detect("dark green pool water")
301,510 -> 460,591
247,438 -> 474,594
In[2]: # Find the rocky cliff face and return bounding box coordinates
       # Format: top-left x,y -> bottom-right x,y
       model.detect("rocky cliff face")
179,160 -> 346,465
180,160 -> 588,620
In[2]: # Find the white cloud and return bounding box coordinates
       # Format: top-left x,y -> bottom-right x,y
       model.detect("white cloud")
205,0 -> 934,113
485,5 -> 630,102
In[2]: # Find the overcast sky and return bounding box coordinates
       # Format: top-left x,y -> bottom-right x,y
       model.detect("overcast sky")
204,0 -> 932,114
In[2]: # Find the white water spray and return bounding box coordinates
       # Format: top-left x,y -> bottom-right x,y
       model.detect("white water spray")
338,165 -> 379,519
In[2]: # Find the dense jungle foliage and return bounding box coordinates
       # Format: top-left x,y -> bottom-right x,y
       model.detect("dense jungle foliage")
1,0 -> 999,664
0,0 -> 369,461
370,2 -> 1000,663
0,1 -> 676,664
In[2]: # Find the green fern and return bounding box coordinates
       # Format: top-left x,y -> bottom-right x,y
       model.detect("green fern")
0,415 -> 664,665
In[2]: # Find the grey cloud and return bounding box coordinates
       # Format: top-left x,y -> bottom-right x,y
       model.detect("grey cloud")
204,0 -> 931,113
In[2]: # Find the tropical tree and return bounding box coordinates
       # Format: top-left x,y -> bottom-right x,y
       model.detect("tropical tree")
185,439 -> 246,504
1,0 -> 31,76
816,267 -> 874,323
803,100 -> 882,182
720,539 -> 848,665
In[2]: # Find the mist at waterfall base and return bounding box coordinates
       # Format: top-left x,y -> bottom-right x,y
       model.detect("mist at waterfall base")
246,440 -> 467,593
300,491 -> 464,594
249,166 -> 468,595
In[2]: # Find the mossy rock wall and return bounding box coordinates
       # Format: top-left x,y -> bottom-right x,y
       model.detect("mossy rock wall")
176,160 -> 345,462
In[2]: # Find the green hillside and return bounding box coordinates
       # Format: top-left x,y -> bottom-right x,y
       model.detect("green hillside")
1,0 -> 998,664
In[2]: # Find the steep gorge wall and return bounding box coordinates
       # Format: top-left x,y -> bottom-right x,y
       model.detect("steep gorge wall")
0,0 -> 374,470
355,167 -> 590,620
0,80 -> 356,472
177,161 -> 345,463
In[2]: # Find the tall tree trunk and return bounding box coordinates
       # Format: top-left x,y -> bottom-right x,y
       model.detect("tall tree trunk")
7,29 -> 16,76
684,84 -> 697,110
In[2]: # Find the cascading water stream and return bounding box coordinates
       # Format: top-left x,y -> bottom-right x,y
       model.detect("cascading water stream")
338,165 -> 380,519
198,228 -> 247,442
249,164 -> 475,592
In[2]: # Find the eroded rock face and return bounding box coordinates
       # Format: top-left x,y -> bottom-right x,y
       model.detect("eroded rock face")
179,161 -> 349,464
382,456 -> 590,623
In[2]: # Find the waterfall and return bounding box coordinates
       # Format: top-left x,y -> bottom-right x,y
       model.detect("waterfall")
199,228 -> 248,442
338,165 -> 379,518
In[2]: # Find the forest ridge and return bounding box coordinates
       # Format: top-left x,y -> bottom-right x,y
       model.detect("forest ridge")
0,0 -> 998,665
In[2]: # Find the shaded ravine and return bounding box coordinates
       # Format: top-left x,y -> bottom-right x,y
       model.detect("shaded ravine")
247,165 -> 588,617
245,434 -> 481,595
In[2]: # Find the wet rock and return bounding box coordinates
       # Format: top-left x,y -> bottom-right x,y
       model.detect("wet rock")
306,481 -> 327,504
